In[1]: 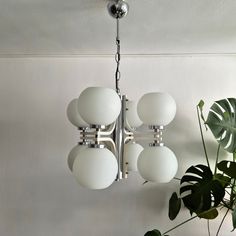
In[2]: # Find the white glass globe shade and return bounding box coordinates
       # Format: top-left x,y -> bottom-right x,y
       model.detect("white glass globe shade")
137,146 -> 178,183
124,143 -> 143,171
67,99 -> 88,127
137,92 -> 176,126
126,101 -> 142,128
67,145 -> 86,172
72,147 -> 118,189
78,87 -> 121,126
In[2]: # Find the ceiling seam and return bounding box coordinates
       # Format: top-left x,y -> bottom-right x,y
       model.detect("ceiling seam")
0,53 -> 236,58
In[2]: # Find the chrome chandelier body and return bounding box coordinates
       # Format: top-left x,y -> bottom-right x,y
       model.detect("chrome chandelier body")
67,0 -> 178,190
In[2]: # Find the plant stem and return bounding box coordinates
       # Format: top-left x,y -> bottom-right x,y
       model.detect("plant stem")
197,106 -> 210,168
221,199 -> 233,210
173,177 -> 194,186
225,189 -> 231,195
230,181 -> 236,206
173,177 -> 181,181
230,153 -> 236,208
162,215 -> 198,235
216,208 -> 230,236
207,220 -> 211,236
214,144 -> 220,175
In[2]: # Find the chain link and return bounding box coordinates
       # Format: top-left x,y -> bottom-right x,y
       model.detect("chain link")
115,18 -> 121,95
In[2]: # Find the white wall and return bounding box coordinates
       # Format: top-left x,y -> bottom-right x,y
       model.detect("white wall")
0,56 -> 235,236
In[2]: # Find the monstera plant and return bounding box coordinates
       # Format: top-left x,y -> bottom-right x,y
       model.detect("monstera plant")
145,98 -> 236,236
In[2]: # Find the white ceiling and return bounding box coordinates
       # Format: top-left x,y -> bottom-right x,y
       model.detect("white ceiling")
1,0 -> 236,55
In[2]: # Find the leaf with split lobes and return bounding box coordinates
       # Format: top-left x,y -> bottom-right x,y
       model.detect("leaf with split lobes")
180,165 -> 225,214
144,229 -> 162,236
217,161 -> 236,178
206,98 -> 236,153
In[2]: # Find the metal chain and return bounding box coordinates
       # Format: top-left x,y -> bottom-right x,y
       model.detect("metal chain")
115,18 -> 121,95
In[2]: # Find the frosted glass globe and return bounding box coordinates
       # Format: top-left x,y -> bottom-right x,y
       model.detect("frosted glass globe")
126,101 -> 142,128
124,143 -> 143,171
78,87 -> 121,126
67,99 -> 88,127
67,145 -> 86,172
72,147 -> 118,189
137,146 -> 178,183
137,92 -> 176,126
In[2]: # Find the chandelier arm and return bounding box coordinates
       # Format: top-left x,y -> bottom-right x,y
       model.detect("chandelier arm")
125,121 -> 137,133
101,138 -> 117,156
133,131 -> 162,137
78,128 -> 89,144
98,122 -> 116,135
134,129 -> 164,143
96,137 -> 115,144
124,136 -> 134,143
124,128 -> 134,136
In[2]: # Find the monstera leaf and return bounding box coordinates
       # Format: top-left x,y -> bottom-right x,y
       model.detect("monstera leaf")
144,230 -> 164,236
206,98 -> 236,153
217,160 -> 236,178
180,165 -> 225,215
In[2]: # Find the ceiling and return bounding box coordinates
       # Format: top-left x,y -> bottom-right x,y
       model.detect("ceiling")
1,0 -> 236,56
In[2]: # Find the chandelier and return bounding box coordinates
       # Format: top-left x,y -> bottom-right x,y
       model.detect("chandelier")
67,0 -> 178,190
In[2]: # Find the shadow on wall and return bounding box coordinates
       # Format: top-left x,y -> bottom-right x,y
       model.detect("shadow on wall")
163,114 -> 229,174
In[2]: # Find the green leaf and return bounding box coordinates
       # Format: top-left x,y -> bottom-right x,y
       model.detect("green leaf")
197,99 -> 207,130
232,208 -> 236,231
206,98 -> 236,153
198,208 -> 219,219
144,229 -> 162,236
198,100 -> 205,110
180,165 -> 225,214
169,192 -> 181,220
214,173 -> 231,188
217,161 -> 236,178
